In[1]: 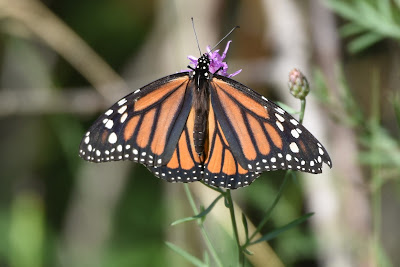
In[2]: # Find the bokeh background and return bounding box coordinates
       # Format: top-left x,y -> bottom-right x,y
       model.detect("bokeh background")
0,0 -> 399,266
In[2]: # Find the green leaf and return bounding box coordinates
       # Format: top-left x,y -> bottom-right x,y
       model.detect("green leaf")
324,0 -> 359,22
203,251 -> 210,266
243,248 -> 254,255
339,22 -> 366,38
165,242 -> 206,267
241,213 -> 249,243
250,213 -> 314,245
378,0 -> 392,22
348,32 -> 383,53
171,194 -> 223,226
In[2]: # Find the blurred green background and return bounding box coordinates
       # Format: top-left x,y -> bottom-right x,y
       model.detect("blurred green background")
0,0 -> 399,266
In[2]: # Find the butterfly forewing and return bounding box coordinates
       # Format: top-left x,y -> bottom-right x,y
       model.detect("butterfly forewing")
210,75 -> 332,176
79,73 -> 192,167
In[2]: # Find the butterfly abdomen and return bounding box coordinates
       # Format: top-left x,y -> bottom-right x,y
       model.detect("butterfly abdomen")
193,79 -> 210,156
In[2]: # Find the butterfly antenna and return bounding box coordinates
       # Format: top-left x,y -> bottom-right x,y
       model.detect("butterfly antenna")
209,25 -> 240,52
191,18 -> 202,56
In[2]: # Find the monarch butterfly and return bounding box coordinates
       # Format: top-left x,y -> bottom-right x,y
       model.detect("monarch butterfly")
79,30 -> 332,189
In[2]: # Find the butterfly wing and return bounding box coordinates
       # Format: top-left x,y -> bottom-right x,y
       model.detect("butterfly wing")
147,107 -> 204,183
79,72 -> 193,168
207,75 -> 331,187
202,100 -> 259,188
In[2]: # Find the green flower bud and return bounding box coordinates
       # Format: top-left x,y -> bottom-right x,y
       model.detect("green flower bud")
288,68 -> 310,100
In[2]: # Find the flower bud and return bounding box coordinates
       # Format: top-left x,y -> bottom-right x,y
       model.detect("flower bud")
288,68 -> 310,100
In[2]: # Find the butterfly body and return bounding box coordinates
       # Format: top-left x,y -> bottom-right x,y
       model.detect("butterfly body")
192,54 -> 211,156
79,45 -> 331,189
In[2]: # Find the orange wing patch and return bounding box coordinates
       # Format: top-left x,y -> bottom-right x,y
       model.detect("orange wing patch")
124,115 -> 140,141
264,122 -> 283,149
203,103 -> 257,189
150,86 -> 186,155
166,150 -> 179,169
247,113 -> 270,155
136,109 -> 156,148
214,80 -> 269,119
215,87 -> 257,160
135,77 -> 188,111
148,123 -> 203,184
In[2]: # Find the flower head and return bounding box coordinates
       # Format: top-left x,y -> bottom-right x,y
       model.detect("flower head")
188,41 -> 241,78
288,68 -> 310,100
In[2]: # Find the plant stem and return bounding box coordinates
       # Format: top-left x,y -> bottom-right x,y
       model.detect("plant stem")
299,99 -> 306,124
225,189 -> 244,265
183,184 -> 223,267
247,171 -> 291,244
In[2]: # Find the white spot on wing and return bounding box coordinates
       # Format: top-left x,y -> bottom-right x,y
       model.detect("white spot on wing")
276,121 -> 284,131
118,105 -> 127,114
289,142 -> 299,153
275,113 -> 285,122
105,109 -> 113,116
105,120 -> 114,129
118,98 -> 127,106
291,129 -> 299,138
120,113 -> 128,123
108,132 -> 117,144
275,107 -> 285,114
290,119 -> 298,125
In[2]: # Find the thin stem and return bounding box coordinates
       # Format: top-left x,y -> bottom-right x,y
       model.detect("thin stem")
183,184 -> 223,267
225,189 -> 244,265
247,171 -> 291,244
370,70 -> 382,265
299,99 -> 306,124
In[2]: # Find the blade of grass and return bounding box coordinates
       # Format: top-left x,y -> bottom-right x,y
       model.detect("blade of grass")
348,32 -> 383,54
165,242 -> 206,267
181,185 -> 223,267
339,22 -> 366,37
171,194 -> 223,226
249,213 -> 314,245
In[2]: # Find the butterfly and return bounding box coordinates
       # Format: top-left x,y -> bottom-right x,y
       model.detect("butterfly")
79,36 -> 331,189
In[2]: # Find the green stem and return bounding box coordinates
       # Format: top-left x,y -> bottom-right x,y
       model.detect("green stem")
299,99 -> 306,124
247,171 -> 291,244
225,189 -> 244,265
183,184 -> 223,267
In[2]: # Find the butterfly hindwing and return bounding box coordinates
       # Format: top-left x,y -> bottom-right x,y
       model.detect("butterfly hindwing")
210,75 -> 332,176
202,100 -> 260,189
79,72 -> 193,167
147,107 -> 204,183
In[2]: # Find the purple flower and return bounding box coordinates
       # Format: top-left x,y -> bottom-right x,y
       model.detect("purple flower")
187,41 -> 242,78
